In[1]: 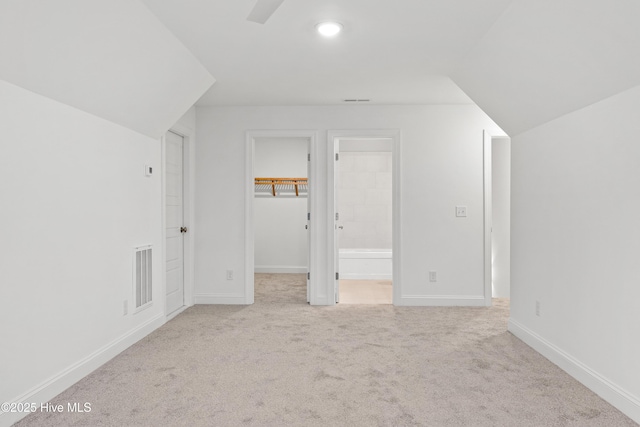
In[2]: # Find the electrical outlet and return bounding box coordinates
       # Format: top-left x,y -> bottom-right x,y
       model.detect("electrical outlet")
429,271 -> 437,282
456,206 -> 467,217
226,270 -> 234,280
535,301 -> 541,317
123,300 -> 128,315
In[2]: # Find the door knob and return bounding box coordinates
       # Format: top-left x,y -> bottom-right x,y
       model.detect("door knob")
180,227 -> 188,233
338,226 -> 344,229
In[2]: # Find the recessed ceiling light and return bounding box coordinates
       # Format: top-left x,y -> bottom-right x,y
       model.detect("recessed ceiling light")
316,21 -> 342,37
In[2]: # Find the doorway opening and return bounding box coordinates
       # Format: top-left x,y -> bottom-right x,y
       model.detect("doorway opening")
328,131 -> 401,305
485,133 -> 511,300
483,131 -> 511,307
245,131 -> 317,305
254,137 -> 309,303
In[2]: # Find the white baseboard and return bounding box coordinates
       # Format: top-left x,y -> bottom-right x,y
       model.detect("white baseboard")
508,318 -> 640,424
165,305 -> 189,322
340,273 -> 392,280
254,266 -> 307,274
0,314 -> 165,427
194,294 -> 247,304
395,294 -> 486,306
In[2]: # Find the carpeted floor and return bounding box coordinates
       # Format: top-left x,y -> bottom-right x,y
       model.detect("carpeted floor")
16,273 -> 637,426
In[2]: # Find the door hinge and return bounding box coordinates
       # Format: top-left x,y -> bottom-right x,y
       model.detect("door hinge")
307,272 -> 310,280
307,212 -> 311,220
335,212 -> 339,221
335,272 -> 339,280
308,153 -> 311,161
335,153 -> 339,161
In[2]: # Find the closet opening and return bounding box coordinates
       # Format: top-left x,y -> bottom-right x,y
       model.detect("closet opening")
247,133 -> 315,304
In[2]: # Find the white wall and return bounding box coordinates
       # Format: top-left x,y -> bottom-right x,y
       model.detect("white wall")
254,138 -> 308,272
0,80 -> 164,426
195,105 -> 505,305
491,137 -> 510,298
338,152 -> 392,250
509,85 -> 640,422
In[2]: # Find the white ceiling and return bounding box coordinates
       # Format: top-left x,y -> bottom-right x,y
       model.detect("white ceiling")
9,1 -> 634,137
452,0 -> 640,135
140,0 -> 640,135
0,0 -> 214,138
140,0 -> 514,106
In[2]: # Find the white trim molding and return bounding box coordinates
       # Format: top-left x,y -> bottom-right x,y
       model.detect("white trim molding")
194,293 -> 248,305
509,319 -> 640,424
165,305 -> 188,322
254,266 -> 308,274
396,295 -> 486,307
0,314 -> 165,426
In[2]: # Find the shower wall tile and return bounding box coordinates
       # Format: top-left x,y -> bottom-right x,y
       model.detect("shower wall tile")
376,172 -> 392,189
338,152 -> 392,249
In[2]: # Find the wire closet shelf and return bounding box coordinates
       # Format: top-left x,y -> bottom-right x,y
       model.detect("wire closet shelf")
254,177 -> 308,198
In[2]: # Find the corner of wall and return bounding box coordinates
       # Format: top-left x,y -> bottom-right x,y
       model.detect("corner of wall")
508,319 -> 640,423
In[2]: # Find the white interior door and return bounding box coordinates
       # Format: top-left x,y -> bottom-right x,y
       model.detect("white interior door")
166,131 -> 185,314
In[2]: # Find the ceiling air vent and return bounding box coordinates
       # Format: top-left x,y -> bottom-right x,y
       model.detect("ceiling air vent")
343,99 -> 371,103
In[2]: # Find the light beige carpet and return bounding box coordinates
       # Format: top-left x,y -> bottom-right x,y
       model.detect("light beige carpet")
16,273 -> 637,426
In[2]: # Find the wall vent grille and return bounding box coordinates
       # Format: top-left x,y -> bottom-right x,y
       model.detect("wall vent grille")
134,246 -> 152,310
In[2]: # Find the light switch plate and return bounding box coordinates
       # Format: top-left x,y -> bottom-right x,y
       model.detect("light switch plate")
456,206 -> 467,217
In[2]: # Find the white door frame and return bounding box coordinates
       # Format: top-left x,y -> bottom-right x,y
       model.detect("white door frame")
327,130 -> 402,305
482,130 -> 493,306
245,130 -> 318,305
162,123 -> 195,320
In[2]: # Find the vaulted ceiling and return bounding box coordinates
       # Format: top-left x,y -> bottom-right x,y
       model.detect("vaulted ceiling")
140,0 -> 513,107
140,0 -> 640,135
0,0 -> 214,138
451,0 -> 640,135
3,1 -> 639,137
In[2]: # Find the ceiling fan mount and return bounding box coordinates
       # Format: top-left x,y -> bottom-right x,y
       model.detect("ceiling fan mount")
246,0 -> 285,24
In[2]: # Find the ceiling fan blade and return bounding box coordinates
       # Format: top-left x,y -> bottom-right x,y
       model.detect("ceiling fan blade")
246,0 -> 285,24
